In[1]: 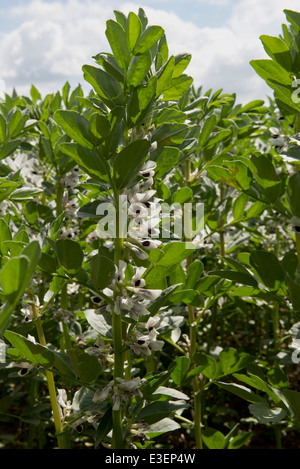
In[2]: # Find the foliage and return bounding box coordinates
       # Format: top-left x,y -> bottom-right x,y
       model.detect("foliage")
0,7 -> 300,450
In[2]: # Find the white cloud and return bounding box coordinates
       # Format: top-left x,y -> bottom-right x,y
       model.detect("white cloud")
0,0 -> 299,102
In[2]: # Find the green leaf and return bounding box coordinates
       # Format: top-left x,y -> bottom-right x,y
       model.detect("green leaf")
9,187 -> 43,200
157,242 -> 194,266
216,348 -> 254,377
162,75 -> 193,101
153,386 -> 189,401
128,76 -> 157,125
249,402 -> 286,424
144,418 -> 180,438
168,288 -> 199,305
133,25 -> 164,55
152,146 -> 180,178
105,19 -> 131,70
194,353 -> 218,379
206,165 -> 242,190
0,219 -> 12,245
67,349 -> 101,383
82,65 -> 124,109
249,154 -> 282,203
19,240 -> 41,295
54,110 -> 93,149
0,255 -> 29,303
84,309 -> 113,339
211,270 -> 258,287
59,143 -> 109,183
126,52 -> 152,88
4,330 -> 54,367
0,114 -> 6,145
89,113 -> 111,141
156,56 -> 175,97
113,139 -> 151,189
90,248 -> 115,290
185,260 -> 204,289
228,432 -> 252,449
55,238 -> 84,275
136,400 -> 188,425
93,53 -> 124,83
152,122 -> 188,146
126,12 -> 142,52
0,139 -> 22,160
147,285 -> 181,316
173,187 -> 193,204
8,110 -> 26,138
287,172 -> 300,217
232,192 -> 248,220
223,160 -> 253,191
202,428 -> 226,449
216,381 -> 267,404
173,53 -> 192,78
249,250 -> 285,291
250,59 -> 291,86
170,356 -> 190,385
260,35 -> 292,72
284,9 -> 300,31
95,407 -> 113,448
283,389 -> 300,423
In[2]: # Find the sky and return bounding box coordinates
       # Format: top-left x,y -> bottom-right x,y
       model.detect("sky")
0,0 -> 300,105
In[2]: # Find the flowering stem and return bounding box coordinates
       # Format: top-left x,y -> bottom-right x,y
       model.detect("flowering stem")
219,183 -> 226,258
30,293 -> 67,449
296,232 -> 300,269
112,193 -> 125,449
185,157 -> 203,449
56,178 -> 64,217
60,283 -> 72,351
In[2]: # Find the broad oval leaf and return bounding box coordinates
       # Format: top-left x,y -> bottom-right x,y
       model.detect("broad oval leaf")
54,110 -> 93,149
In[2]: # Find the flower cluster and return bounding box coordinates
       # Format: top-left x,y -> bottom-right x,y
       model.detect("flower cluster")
269,127 -> 287,152
123,159 -> 163,259
93,376 -> 144,411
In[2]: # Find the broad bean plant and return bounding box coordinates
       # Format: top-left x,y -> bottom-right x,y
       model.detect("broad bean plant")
1,8 -> 300,450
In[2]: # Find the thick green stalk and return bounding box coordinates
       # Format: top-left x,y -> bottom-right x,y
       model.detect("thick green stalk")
296,232 -> 300,269
30,296 -> 67,449
185,157 -> 203,449
112,193 -> 125,449
60,283 -> 72,351
219,183 -> 226,258
56,179 -> 64,217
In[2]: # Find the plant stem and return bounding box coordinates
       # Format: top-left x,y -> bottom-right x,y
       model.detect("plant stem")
112,193 -> 125,449
60,283 -> 72,351
219,183 -> 226,258
56,178 -> 64,217
185,157 -> 203,449
296,232 -> 300,269
30,294 -> 67,449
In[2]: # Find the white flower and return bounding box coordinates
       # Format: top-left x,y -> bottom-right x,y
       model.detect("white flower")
130,266 -> 147,288
57,389 -> 72,419
114,291 -> 134,315
124,241 -> 149,259
137,238 -> 162,250
128,287 -> 162,301
20,304 -> 33,322
138,160 -> 156,179
130,189 -> 156,204
93,382 -> 113,403
146,316 -> 160,331
130,328 -> 164,356
129,301 -> 150,320
116,377 -> 143,392
14,362 -> 35,376
112,391 -> 120,411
